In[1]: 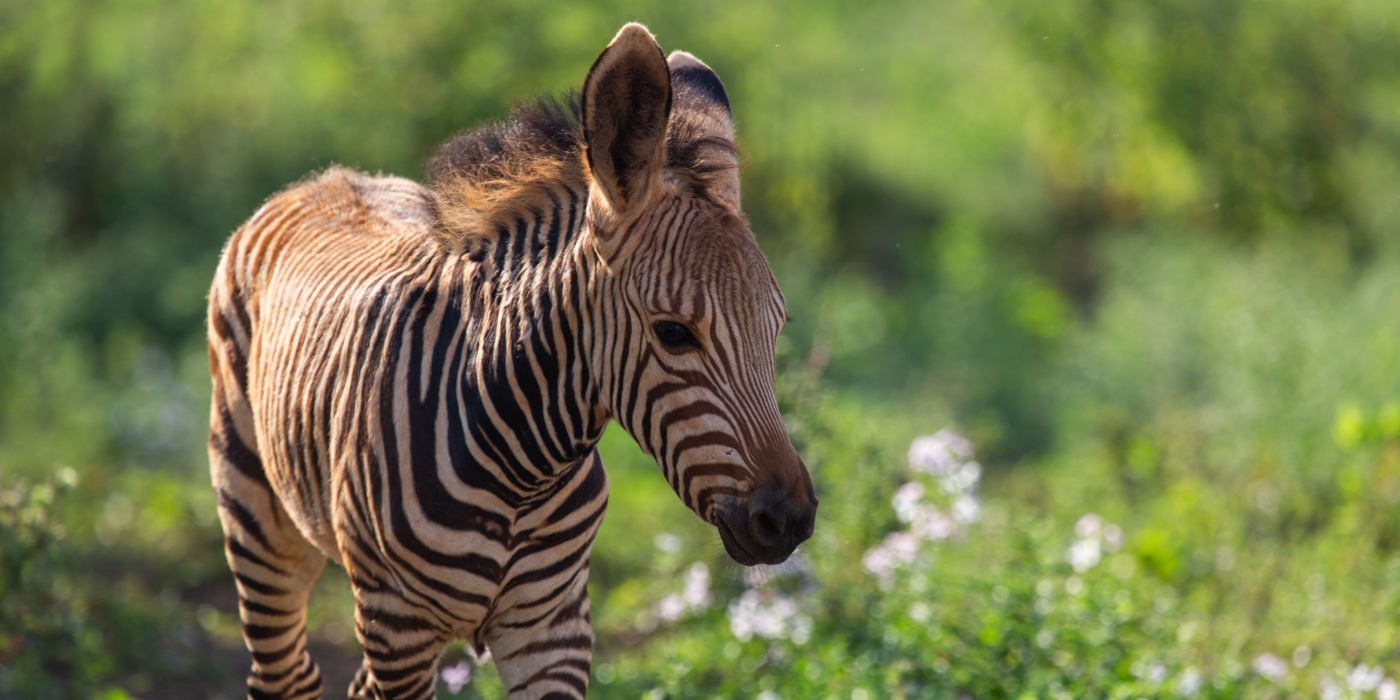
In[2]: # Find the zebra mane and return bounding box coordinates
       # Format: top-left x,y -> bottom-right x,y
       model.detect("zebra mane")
428,85 -> 740,247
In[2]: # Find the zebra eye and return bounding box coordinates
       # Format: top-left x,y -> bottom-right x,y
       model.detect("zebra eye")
653,321 -> 699,349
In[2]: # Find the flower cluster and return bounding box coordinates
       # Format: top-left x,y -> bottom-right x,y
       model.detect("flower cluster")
1318,663 -> 1397,700
727,588 -> 813,644
654,562 -> 712,623
1241,652 -> 1399,699
908,429 -> 973,476
863,430 -> 982,587
1064,513 -> 1123,573
439,660 -> 472,694
1177,667 -> 1203,696
1251,653 -> 1288,682
437,646 -> 489,694
1128,659 -> 1206,696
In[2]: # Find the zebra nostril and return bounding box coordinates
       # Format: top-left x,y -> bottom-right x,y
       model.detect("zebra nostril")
750,507 -> 785,548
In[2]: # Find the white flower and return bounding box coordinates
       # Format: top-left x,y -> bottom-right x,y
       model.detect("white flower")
440,660 -> 472,694
1066,538 -> 1102,573
727,589 -> 811,643
861,549 -> 894,584
655,562 -> 711,623
682,562 -> 711,609
891,482 -> 925,523
938,461 -> 982,495
653,532 -> 682,554
1146,661 -> 1167,684
727,590 -> 761,641
908,430 -> 974,475
911,508 -> 958,542
1177,668 -> 1202,697
1251,653 -> 1288,682
790,614 -> 813,645
952,494 -> 981,524
1075,513 -> 1104,539
1377,678 -> 1398,700
654,594 -> 686,622
862,531 -> 921,585
1321,679 -> 1343,700
1349,664 -> 1384,692
909,601 -> 931,623
884,530 -> 921,560
1103,524 -> 1123,551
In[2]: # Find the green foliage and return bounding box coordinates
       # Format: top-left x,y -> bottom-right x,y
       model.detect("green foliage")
4,0 -> 1400,697
0,473 -> 111,698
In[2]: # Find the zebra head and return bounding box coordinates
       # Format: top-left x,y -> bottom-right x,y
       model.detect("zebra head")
580,24 -> 817,566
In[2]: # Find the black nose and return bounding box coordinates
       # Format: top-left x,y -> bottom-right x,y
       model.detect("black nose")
748,484 -> 816,549
716,483 -> 818,566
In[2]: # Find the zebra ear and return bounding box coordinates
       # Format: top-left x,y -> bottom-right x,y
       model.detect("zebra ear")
667,50 -> 740,209
667,51 -> 731,115
581,24 -> 672,225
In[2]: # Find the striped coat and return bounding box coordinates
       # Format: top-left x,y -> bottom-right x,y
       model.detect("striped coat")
207,24 -> 816,700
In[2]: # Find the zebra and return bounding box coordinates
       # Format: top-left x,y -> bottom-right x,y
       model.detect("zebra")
207,23 -> 816,700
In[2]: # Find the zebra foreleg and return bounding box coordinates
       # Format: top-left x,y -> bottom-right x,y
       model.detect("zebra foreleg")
488,566 -> 595,700
347,579 -> 451,700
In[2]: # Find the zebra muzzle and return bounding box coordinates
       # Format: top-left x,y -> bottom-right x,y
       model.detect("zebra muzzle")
716,483 -> 817,566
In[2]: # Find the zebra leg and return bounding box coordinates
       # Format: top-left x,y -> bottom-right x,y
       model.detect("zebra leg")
346,583 -> 451,700
488,565 -> 595,700
217,491 -> 328,700
210,338 -> 328,698
211,447 -> 328,698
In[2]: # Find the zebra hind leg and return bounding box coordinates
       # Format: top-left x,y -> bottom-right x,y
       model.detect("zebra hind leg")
210,398 -> 328,696
211,474 -> 329,699
212,467 -> 328,700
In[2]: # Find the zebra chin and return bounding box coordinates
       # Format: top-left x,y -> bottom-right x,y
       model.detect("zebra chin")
714,484 -> 818,566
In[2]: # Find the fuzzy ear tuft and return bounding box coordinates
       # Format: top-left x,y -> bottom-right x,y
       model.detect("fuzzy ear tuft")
581,23 -> 672,219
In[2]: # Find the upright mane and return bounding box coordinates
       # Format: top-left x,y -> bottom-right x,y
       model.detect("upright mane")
428,94 -> 585,247
428,83 -> 741,246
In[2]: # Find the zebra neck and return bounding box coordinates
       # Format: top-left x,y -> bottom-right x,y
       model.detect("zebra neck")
451,187 -> 606,491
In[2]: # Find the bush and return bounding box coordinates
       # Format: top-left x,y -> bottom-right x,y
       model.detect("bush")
0,471 -> 111,699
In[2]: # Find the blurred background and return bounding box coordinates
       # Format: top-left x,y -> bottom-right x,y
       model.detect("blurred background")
3,0 -> 1400,697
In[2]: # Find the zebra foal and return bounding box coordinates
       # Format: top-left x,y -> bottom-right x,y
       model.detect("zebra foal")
208,23 -> 816,699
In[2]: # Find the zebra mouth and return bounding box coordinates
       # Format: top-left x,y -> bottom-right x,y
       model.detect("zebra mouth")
716,517 -> 760,566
